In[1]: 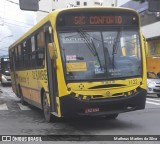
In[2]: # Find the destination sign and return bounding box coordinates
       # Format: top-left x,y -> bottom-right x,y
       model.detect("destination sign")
57,11 -> 139,27
74,16 -> 123,25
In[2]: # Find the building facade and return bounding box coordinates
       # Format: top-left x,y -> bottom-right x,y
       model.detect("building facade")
121,1 -> 160,57
36,0 -> 118,22
52,0 -> 117,9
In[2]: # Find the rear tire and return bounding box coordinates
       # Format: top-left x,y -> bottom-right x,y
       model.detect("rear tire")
19,86 -> 27,105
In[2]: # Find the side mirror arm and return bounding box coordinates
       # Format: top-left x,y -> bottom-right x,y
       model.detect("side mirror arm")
48,43 -> 58,60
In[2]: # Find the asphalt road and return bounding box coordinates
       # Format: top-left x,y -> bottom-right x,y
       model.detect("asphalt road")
0,84 -> 160,143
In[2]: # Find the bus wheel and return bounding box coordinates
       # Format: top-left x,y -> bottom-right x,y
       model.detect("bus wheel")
19,86 -> 26,105
105,114 -> 119,119
42,92 -> 52,122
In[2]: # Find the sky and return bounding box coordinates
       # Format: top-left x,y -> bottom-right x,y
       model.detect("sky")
0,0 -> 130,56
0,0 -> 36,56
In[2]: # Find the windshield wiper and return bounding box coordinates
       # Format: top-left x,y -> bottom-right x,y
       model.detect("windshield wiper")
112,31 -> 121,70
78,30 -> 103,70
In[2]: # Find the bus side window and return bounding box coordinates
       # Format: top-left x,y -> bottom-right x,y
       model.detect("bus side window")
18,44 -> 23,69
9,50 -> 13,71
27,38 -> 32,68
15,47 -> 18,70
36,30 -> 45,67
23,41 -> 28,68
31,36 -> 36,68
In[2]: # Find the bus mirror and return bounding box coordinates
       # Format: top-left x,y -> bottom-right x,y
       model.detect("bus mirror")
48,43 -> 58,60
19,0 -> 39,11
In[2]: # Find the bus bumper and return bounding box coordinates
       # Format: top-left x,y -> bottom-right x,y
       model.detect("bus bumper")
59,88 -> 146,117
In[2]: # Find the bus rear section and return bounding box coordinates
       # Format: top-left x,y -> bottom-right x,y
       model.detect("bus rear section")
0,58 -> 11,86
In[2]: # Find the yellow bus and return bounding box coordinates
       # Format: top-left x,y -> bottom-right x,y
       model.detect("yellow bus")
9,7 -> 147,122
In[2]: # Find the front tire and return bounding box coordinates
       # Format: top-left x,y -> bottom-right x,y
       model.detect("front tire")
42,92 -> 53,122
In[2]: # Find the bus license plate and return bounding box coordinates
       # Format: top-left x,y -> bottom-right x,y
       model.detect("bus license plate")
85,108 -> 99,113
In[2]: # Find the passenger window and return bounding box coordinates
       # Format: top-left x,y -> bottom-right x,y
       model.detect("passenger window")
15,47 -> 18,69
31,36 -> 36,68
18,45 -> 23,69
23,41 -> 29,68
36,31 -> 45,67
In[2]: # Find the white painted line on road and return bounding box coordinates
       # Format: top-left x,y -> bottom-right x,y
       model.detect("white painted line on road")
147,98 -> 160,102
0,103 -> 8,110
146,101 -> 160,105
17,103 -> 31,110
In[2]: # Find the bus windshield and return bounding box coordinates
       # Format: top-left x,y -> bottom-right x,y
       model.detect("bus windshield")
59,29 -> 142,81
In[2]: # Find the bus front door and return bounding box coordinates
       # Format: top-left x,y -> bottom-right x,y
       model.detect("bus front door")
45,30 -> 58,117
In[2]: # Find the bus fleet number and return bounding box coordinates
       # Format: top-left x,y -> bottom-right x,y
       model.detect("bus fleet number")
129,79 -> 138,85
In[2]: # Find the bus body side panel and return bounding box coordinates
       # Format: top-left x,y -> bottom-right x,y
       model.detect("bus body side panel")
16,69 -> 45,109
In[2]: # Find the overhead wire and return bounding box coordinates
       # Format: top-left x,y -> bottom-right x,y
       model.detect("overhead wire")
0,16 -> 34,26
0,0 -> 19,55
5,0 -> 18,5
0,41 -> 11,44
0,0 -> 34,29
0,0 -> 6,36
2,21 -> 32,28
0,46 -> 9,51
0,0 -> 37,55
